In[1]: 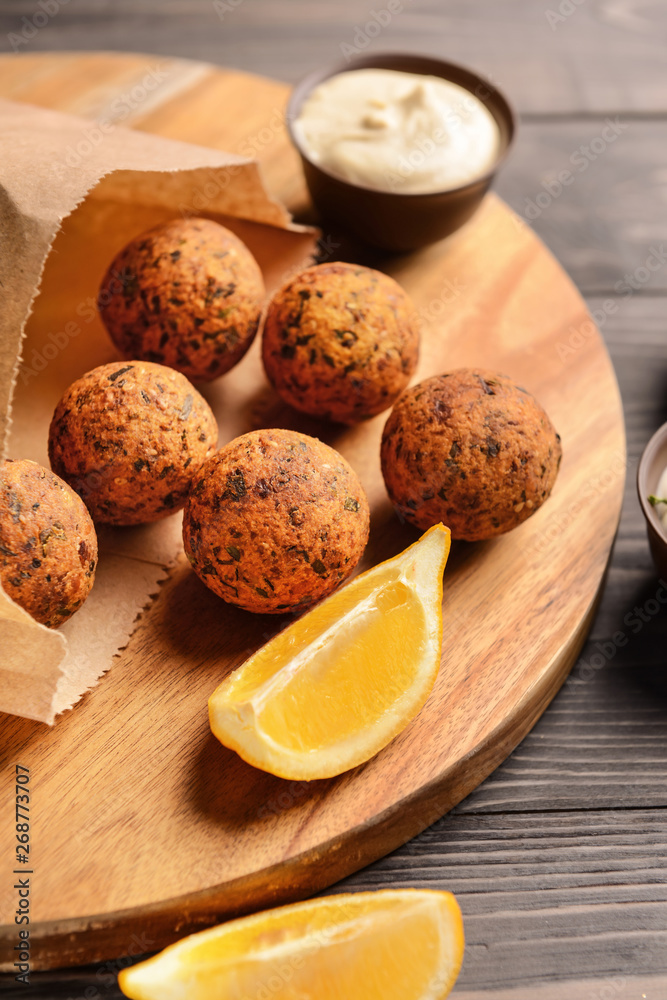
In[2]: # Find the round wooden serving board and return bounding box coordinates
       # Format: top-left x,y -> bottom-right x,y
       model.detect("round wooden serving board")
0,53 -> 625,970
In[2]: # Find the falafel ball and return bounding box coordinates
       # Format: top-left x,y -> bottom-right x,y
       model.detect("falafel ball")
380,368 -> 562,541
262,262 -> 419,423
183,428 -> 370,613
1,459 -> 97,628
48,361 -> 218,526
98,218 -> 265,382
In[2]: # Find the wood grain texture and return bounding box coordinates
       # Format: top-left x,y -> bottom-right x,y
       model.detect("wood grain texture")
1,0 -> 667,114
1,7 -> 666,989
346,299 -> 667,996
494,121 -> 667,294
0,52 -> 625,972
6,974 -> 667,1000
336,810 -> 667,988
3,55 -> 667,291
7,809 -> 667,997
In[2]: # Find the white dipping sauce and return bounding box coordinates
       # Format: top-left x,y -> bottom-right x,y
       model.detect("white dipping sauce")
654,465 -> 667,530
293,68 -> 501,195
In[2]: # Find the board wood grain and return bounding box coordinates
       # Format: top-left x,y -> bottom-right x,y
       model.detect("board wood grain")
2,1 -> 665,114
0,53 -> 626,970
338,809 -> 667,988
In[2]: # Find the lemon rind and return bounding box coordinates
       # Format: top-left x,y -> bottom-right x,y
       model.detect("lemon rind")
208,524 -> 451,780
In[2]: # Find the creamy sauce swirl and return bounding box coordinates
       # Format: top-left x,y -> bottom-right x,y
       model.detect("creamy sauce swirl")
294,68 -> 501,195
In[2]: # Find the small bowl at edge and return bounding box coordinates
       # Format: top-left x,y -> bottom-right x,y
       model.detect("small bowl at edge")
637,421 -> 667,580
286,52 -> 516,253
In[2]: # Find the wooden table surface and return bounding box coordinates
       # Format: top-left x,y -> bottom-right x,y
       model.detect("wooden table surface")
1,2 -> 666,997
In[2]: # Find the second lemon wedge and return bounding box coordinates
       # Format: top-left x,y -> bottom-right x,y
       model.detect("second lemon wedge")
209,523 -> 451,779
118,889 -> 464,1000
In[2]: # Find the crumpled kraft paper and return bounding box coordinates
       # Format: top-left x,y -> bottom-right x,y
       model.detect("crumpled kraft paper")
0,97 -> 317,724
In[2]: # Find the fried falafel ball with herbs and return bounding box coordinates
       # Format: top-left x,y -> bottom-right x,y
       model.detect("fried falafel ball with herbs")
183,428 -> 370,614
0,459 -> 97,628
381,368 -> 562,541
262,262 -> 419,423
98,218 -> 265,382
48,361 -> 218,526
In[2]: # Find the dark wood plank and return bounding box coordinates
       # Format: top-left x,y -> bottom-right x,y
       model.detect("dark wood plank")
0,52 -> 630,977
7,297 -> 664,994
1,15 -> 665,291
453,980 -> 667,1000
427,296 -> 667,815
0,0 -> 666,114
588,292 -> 667,575
454,674 -> 667,812
495,122 -> 667,293
0,6 -> 664,992
332,303 -> 667,989
8,809 -> 664,996
334,810 -> 667,990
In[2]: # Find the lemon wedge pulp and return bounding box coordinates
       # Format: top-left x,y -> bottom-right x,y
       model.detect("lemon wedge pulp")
208,523 -> 451,779
118,889 -> 464,1000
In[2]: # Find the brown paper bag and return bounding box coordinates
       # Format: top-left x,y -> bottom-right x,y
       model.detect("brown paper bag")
0,97 -> 317,724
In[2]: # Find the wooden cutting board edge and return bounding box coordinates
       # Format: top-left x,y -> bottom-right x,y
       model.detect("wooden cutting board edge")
20,575 -> 606,970
0,50 -> 627,972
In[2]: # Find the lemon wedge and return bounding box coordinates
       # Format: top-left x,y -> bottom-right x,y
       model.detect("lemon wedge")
118,889 -> 464,1000
208,523 -> 451,779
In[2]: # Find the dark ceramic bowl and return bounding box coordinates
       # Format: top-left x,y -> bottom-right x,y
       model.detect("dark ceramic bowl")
287,52 -> 516,253
637,422 -> 667,579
